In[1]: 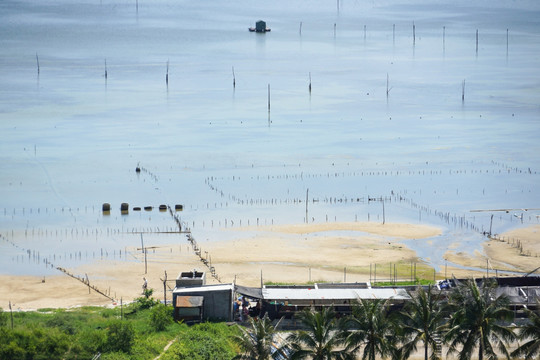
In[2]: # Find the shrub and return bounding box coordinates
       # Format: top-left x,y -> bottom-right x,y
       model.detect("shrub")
0,308 -> 6,327
76,328 -> 107,357
162,323 -> 236,360
150,304 -> 173,332
45,311 -> 78,335
105,320 -> 134,353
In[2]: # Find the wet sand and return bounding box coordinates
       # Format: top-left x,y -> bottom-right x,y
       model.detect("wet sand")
1,222 -> 537,311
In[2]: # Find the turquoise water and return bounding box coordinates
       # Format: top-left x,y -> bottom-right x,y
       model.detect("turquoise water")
1,0 -> 539,275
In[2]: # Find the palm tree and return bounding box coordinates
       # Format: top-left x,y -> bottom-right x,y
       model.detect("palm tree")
286,306 -> 350,360
399,285 -> 446,360
444,278 -> 516,360
511,300 -> 540,360
233,314 -> 283,360
342,298 -> 399,360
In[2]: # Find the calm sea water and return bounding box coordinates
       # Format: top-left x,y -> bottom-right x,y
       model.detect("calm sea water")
1,0 -> 539,276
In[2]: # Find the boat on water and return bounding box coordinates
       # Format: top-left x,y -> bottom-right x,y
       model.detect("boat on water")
249,20 -> 271,33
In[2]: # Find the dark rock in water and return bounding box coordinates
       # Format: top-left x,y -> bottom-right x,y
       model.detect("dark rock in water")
102,203 -> 111,212
120,203 -> 129,211
136,166 -> 141,173
175,204 -> 183,211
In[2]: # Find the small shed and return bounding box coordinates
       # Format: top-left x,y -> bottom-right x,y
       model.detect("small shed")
174,295 -> 204,323
173,283 -> 235,321
256,20 -> 267,32
249,20 -> 271,33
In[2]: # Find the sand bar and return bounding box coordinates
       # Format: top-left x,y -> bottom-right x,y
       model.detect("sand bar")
0,221 -> 440,310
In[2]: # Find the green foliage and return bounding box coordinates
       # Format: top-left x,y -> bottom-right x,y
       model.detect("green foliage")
399,285 -> 446,360
144,288 -> 154,298
444,278 -> 516,360
76,327 -> 107,357
0,307 -> 7,327
105,319 -> 135,353
131,293 -> 160,312
45,310 -> 79,335
163,322 -> 237,360
150,304 -> 173,332
372,278 -> 433,287
512,301 -> 540,360
343,298 -> 399,360
0,326 -> 71,360
233,314 -> 283,360
287,307 -> 349,360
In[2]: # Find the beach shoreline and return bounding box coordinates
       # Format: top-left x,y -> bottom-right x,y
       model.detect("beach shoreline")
1,222 -> 538,311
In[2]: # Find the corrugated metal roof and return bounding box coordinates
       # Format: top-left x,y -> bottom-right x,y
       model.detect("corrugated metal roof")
176,296 -> 204,308
261,287 -> 411,301
173,283 -> 234,293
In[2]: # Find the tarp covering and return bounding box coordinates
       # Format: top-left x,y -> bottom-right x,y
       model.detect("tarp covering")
175,295 -> 204,308
235,285 -> 263,299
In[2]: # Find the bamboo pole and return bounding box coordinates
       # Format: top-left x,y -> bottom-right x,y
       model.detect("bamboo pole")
476,29 -> 479,55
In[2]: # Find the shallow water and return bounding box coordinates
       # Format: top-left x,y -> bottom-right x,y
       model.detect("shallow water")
1,0 -> 539,276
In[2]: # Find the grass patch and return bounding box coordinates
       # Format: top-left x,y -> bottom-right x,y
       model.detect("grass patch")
0,296 -> 239,360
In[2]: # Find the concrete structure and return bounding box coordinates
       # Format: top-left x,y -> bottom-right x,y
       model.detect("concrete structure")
176,270 -> 205,288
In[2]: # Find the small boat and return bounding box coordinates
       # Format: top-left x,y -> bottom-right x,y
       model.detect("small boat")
249,20 -> 271,33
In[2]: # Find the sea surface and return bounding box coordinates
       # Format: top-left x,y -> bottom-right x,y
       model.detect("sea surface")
1,0 -> 539,276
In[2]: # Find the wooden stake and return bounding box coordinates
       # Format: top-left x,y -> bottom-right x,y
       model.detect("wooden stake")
232,66 -> 236,88
36,53 -> 40,75
144,248 -> 147,274
166,59 -> 169,85
305,188 -> 309,223
443,26 -> 446,51
163,270 -> 167,304
462,79 -> 465,102
506,28 -> 509,56
308,72 -> 312,93
413,22 -> 416,46
9,301 -> 14,329
382,200 -> 385,224
476,29 -> 479,54
299,21 -> 302,35
364,25 -> 366,41
267,84 -> 270,112
104,59 -> 108,80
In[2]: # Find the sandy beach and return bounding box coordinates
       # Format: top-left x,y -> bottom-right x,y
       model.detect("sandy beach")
1,222 -> 539,311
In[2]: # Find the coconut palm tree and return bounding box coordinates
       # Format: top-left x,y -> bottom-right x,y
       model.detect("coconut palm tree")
399,285 -> 446,360
511,300 -> 540,360
444,278 -> 516,360
286,306 -> 350,360
233,314 -> 284,360
342,298 -> 399,360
